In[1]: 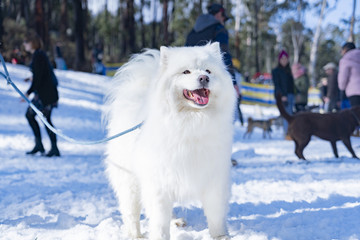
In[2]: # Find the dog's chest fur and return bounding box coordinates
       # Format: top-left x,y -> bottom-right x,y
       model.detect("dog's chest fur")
133,113 -> 231,199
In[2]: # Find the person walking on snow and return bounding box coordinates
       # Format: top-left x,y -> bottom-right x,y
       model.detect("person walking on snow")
23,32 -> 60,157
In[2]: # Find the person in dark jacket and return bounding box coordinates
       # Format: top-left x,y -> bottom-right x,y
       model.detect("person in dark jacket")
323,62 -> 340,112
272,50 -> 295,137
186,4 -> 233,74
23,32 -> 60,157
185,3 -> 241,121
291,63 -> 309,112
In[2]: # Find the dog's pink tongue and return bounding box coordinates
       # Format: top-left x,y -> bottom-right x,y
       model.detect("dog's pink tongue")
192,89 -> 209,105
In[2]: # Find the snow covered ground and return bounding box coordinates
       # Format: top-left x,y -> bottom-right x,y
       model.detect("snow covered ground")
1,63 -> 360,240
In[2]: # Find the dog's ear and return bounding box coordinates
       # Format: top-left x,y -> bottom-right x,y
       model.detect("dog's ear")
159,46 -> 169,69
208,42 -> 221,56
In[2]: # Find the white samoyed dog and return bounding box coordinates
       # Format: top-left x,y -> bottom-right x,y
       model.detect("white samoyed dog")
104,42 -> 236,240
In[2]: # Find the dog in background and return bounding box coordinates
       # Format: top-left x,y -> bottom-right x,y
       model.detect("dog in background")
243,117 -> 276,139
276,93 -> 360,160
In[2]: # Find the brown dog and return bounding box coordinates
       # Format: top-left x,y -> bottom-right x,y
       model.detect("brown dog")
243,117 -> 274,139
275,94 -> 360,160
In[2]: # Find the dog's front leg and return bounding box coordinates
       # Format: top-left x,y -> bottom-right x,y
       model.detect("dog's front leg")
201,185 -> 229,238
144,192 -> 173,240
330,141 -> 339,158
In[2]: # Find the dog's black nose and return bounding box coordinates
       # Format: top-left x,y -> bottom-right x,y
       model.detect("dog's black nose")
198,75 -> 209,87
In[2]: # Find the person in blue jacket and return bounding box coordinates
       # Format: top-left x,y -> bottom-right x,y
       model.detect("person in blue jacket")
23,32 -> 60,157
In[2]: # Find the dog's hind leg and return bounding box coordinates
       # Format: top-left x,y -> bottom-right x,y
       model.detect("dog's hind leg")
243,132 -> 248,139
294,141 -> 304,159
330,141 -> 339,158
294,138 -> 309,160
341,138 -> 358,159
107,165 -> 142,238
244,131 -> 252,139
266,129 -> 271,139
243,127 -> 253,139
262,129 -> 269,139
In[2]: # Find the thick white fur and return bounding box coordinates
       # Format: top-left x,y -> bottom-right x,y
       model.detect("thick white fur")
104,43 -> 235,240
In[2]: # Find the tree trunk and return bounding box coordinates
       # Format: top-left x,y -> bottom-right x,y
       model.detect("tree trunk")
21,0 -> 31,27
0,0 -> 3,49
127,0 -> 136,53
60,0 -> 68,40
74,0 -> 86,70
291,0 -> 305,64
44,1 -> 51,51
265,42 -> 272,73
105,0 -> 110,59
121,0 -> 136,55
308,0 -> 326,87
120,0 -> 127,58
83,1 -> 89,55
151,0 -> 157,48
34,0 -> 46,46
291,24 -> 304,64
140,0 -> 146,48
348,0 -> 356,42
234,0 -> 242,59
162,0 -> 169,45
253,0 -> 260,73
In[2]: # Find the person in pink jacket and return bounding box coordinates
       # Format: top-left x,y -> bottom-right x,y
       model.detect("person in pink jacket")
338,42 -> 360,107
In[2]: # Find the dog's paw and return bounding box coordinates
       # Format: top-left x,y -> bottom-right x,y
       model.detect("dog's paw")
134,236 -> 145,240
172,217 -> 187,227
125,228 -> 144,239
214,235 -> 231,240
231,159 -> 238,167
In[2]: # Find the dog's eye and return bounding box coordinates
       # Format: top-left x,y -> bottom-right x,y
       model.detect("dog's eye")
183,70 -> 191,74
206,69 -> 211,74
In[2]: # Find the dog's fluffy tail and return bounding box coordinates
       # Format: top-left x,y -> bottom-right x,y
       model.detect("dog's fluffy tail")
275,93 -> 293,123
103,49 -> 160,134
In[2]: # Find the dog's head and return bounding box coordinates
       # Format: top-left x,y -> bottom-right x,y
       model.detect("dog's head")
156,42 -> 235,111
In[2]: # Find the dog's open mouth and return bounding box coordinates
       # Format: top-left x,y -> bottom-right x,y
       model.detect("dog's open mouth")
183,88 -> 210,106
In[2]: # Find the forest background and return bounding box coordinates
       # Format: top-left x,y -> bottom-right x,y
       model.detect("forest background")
0,0 -> 359,86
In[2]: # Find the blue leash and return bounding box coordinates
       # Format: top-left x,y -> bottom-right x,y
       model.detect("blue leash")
0,53 -> 142,145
